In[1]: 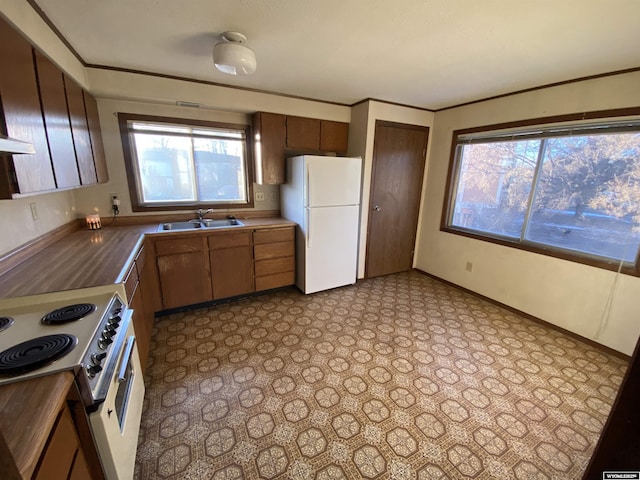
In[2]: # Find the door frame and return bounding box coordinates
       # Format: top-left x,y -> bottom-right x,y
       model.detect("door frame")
364,120 -> 429,279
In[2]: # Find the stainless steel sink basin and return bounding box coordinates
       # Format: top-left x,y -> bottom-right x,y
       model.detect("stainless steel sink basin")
158,219 -> 244,231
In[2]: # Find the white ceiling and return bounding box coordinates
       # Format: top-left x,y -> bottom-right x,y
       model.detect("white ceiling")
32,0 -> 640,110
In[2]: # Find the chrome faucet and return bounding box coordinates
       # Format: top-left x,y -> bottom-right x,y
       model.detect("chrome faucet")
196,208 -> 213,221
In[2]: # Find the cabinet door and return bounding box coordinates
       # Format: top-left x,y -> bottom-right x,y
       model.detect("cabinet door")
157,252 -> 212,308
286,115 -> 320,150
253,112 -> 286,184
320,120 -> 349,154
64,75 -> 97,185
35,404 -> 79,480
33,51 -> 80,189
68,448 -> 91,480
83,91 -> 109,183
209,231 -> 254,299
210,246 -> 254,299
0,18 -> 56,195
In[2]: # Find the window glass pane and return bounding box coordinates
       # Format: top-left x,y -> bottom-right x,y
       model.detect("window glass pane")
526,133 -> 640,262
193,138 -> 246,202
133,133 -> 196,203
450,140 -> 539,238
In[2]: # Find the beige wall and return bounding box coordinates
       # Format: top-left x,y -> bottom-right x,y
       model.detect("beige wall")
73,70 -> 350,218
415,70 -> 640,355
0,191 -> 76,255
348,101 -> 434,278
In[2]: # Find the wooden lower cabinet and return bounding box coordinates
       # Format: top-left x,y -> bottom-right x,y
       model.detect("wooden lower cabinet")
124,246 -> 154,373
34,397 -> 99,480
35,405 -> 78,480
254,227 -> 295,290
150,226 -> 295,311
209,231 -> 254,299
155,235 -> 212,309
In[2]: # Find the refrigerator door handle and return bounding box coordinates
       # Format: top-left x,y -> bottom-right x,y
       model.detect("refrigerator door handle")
306,164 -> 311,207
306,207 -> 311,247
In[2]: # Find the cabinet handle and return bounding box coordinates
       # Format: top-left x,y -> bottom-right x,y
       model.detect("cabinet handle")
118,336 -> 136,383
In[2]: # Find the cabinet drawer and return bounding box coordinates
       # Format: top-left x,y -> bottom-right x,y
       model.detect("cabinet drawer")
254,227 -> 294,244
256,271 -> 295,291
255,241 -> 293,260
135,245 -> 146,275
255,256 -> 295,277
155,237 -> 203,255
124,261 -> 139,302
35,405 -> 78,480
208,231 -> 251,250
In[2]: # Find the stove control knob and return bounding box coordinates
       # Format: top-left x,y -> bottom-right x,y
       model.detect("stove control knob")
91,352 -> 107,365
87,364 -> 103,378
105,325 -> 117,335
98,334 -> 114,349
109,315 -> 121,326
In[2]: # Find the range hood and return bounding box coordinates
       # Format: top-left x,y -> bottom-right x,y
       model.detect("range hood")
0,134 -> 35,154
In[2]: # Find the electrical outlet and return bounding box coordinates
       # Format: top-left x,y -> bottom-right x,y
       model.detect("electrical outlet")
110,193 -> 120,215
465,261 -> 473,272
270,191 -> 278,202
30,202 -> 38,221
255,191 -> 265,202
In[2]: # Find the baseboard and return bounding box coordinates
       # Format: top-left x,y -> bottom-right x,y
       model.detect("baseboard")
413,268 -> 630,361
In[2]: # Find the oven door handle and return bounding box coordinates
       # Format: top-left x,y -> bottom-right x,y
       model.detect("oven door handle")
118,335 -> 136,383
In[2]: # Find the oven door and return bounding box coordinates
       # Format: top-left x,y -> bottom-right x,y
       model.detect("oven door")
89,312 -> 145,480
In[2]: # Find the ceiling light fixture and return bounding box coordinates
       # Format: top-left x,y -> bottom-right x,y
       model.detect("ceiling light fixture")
213,31 -> 256,76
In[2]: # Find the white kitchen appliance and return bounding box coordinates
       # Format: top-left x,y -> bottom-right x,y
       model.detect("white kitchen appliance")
0,286 -> 144,480
281,155 -> 362,294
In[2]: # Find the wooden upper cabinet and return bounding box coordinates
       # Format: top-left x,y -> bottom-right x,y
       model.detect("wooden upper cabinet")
286,115 -> 320,150
0,18 -> 56,196
33,51 -> 80,189
64,75 -> 97,185
253,112 -> 286,184
83,91 -> 108,183
320,120 -> 349,154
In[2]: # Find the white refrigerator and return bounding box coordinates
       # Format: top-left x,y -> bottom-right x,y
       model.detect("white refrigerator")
281,155 -> 362,294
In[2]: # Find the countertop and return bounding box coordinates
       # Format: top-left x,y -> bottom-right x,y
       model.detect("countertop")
0,372 -> 74,479
0,217 -> 295,298
0,216 -> 296,478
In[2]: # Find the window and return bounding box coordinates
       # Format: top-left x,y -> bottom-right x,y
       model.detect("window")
119,114 -> 253,211
443,111 -> 640,273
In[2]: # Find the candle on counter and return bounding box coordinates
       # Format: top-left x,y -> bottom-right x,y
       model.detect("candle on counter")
86,214 -> 102,230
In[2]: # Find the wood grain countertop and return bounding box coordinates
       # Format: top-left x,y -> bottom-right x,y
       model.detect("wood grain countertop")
0,218 -> 295,298
0,371 -> 74,479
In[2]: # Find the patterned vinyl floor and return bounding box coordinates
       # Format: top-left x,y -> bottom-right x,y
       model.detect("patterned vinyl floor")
134,271 -> 627,480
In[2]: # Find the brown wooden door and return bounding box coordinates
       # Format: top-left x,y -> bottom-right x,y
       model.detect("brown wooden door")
209,231 -> 254,299
253,112 -> 286,184
0,18 -> 56,194
34,51 -> 80,189
64,75 -> 97,185
83,91 -> 109,183
286,116 -> 320,150
155,235 -> 211,309
365,120 -> 428,278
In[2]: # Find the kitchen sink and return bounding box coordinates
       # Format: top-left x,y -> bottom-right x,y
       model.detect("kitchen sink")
158,219 -> 244,231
